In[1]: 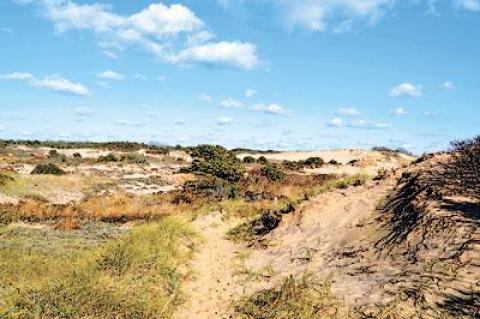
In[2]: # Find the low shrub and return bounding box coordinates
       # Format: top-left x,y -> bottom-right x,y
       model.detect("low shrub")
31,163 -> 65,175
183,145 -> 245,182
257,156 -> 268,164
97,153 -> 118,163
243,156 -> 256,164
261,164 -> 285,182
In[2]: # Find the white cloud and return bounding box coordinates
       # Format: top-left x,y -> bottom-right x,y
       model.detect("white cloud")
389,82 -> 422,97
328,117 -> 343,127
199,94 -> 212,102
169,41 -> 258,70
97,70 -> 124,80
349,119 -> 366,127
347,119 -> 391,129
252,103 -> 288,115
455,0 -> 480,11
337,107 -> 360,116
245,88 -> 257,97
217,116 -> 233,125
18,0 -> 258,70
0,125 -> 5,132
391,106 -> 407,115
221,97 -> 243,108
1,72 -> 89,96
441,81 -> 455,90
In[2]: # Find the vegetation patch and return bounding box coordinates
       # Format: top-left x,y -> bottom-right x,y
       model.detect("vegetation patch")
234,275 -> 348,319
31,163 -> 65,175
0,217 -> 194,319
181,145 -> 245,182
261,164 -> 286,182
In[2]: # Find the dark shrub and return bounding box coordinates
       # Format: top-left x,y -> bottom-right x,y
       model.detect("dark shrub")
303,157 -> 324,168
243,156 -> 256,164
72,152 -> 82,158
0,173 -> 13,185
181,178 -> 238,201
184,145 -> 245,182
119,154 -> 147,164
31,163 -> 65,175
328,159 -> 339,165
257,156 -> 268,164
261,164 -> 285,182
97,153 -> 119,163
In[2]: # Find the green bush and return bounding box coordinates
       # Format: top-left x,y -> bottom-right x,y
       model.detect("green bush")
261,164 -> 285,182
31,163 -> 65,175
97,153 -> 118,163
184,145 -> 245,182
243,156 -> 256,164
303,157 -> 324,168
257,156 -> 268,164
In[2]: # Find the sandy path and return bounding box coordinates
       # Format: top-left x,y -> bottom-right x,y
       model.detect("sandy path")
174,212 -> 243,319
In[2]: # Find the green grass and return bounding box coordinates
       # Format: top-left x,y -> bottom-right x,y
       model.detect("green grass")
0,216 -> 194,319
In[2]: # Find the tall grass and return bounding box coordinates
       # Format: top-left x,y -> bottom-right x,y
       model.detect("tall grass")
0,216 -> 194,319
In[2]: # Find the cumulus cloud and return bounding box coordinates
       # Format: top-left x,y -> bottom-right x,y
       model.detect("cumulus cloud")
220,97 -> 243,108
328,117 -> 343,127
245,88 -> 257,97
391,106 -> 407,115
337,107 -> 360,116
389,82 -> 422,97
168,41 -> 258,70
441,81 -> 455,90
252,103 -> 288,115
17,0 -> 259,70
1,72 -> 89,96
217,116 -> 233,125
97,70 -> 124,80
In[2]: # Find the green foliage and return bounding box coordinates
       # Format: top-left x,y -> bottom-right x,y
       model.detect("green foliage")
184,145 -> 245,182
97,153 -> 119,163
31,163 -> 65,175
257,156 -> 268,164
243,156 -> 256,164
180,178 -> 239,201
97,153 -> 147,164
261,164 -> 285,182
303,157 -> 324,167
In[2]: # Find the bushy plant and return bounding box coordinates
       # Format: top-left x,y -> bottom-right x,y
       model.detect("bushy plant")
243,156 -> 256,164
257,156 -> 268,164
97,153 -> 118,163
261,164 -> 285,182
184,145 -> 245,182
31,163 -> 65,175
303,157 -> 324,168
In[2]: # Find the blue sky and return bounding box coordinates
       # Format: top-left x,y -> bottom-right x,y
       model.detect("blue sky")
0,0 -> 479,153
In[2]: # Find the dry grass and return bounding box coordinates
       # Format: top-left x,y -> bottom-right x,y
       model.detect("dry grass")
0,216 -> 194,319
234,274 -> 350,319
0,191 -> 210,223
